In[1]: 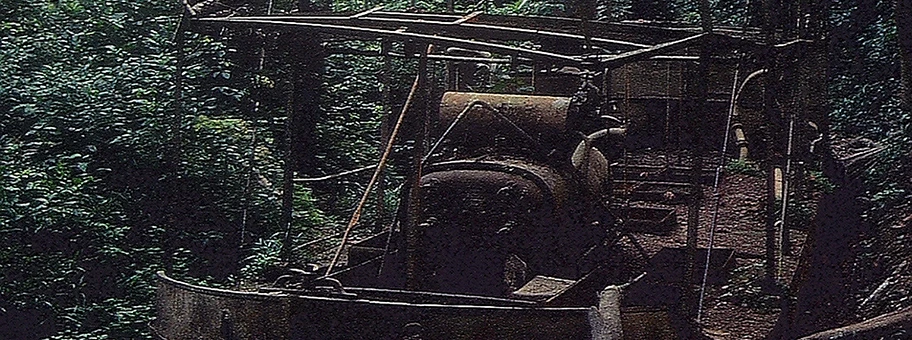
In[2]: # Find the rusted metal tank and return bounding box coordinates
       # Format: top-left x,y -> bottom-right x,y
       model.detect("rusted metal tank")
437,92 -> 575,156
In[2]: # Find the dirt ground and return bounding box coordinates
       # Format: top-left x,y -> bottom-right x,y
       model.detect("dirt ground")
617,151 -> 812,339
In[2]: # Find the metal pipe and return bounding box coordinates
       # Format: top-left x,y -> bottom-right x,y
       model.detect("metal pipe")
405,44 -> 431,290
727,69 -> 767,161
226,15 -> 651,49
697,63 -> 740,323
732,123 -> 749,160
590,33 -> 708,68
195,17 -> 581,63
779,116 -> 795,266
323,47 -> 517,63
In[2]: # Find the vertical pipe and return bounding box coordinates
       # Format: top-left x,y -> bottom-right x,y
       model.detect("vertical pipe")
664,63 -> 671,147
765,161 -> 778,282
697,65 -> 742,323
601,66 -> 612,117
405,44 -> 430,290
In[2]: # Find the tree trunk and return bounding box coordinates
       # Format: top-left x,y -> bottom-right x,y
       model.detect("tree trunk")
898,0 -> 912,112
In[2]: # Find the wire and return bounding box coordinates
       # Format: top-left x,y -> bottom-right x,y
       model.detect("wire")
422,100 -> 483,164
696,63 -> 741,323
422,100 -> 537,164
778,117 -> 795,279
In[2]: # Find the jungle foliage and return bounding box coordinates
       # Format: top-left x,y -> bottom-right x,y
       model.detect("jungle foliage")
0,0 -> 909,338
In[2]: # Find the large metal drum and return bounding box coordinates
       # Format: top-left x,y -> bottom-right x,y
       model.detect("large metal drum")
437,92 -> 573,155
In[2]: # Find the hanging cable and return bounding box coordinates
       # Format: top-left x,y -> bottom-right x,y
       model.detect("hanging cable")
696,63 -> 741,323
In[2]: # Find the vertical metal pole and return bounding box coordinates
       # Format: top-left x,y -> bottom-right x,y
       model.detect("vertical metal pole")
377,40 -> 392,230
779,118 -> 795,262
686,0 -> 712,320
279,6 -> 325,257
405,44 -> 430,290
762,0 -> 781,284
281,81 -> 296,259
601,66 -> 612,116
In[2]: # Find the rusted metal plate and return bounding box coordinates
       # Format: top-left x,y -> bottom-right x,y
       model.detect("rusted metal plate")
155,273 -> 292,339
511,276 -> 577,302
619,307 -> 677,340
154,272 -> 595,339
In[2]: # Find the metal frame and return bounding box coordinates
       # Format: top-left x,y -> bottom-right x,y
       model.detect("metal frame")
190,8 -> 766,69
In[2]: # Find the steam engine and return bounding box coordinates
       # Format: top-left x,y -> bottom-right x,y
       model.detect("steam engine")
407,91 -> 621,297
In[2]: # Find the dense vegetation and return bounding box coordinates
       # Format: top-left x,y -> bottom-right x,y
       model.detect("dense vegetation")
0,0 -> 909,338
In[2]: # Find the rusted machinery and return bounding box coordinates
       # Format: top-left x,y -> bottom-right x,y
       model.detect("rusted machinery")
411,91 -> 618,296
156,90 -> 650,339
156,4 -> 826,339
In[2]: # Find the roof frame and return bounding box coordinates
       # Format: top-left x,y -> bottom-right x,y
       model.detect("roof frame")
191,8 -> 766,69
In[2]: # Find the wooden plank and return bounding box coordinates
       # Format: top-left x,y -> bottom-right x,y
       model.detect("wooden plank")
352,6 -> 384,18
797,306 -> 912,340
452,11 -> 483,25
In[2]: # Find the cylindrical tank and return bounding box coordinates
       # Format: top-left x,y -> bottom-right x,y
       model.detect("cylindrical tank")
437,92 -> 573,156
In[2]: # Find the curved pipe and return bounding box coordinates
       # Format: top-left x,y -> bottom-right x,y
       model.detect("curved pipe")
730,69 -> 768,161
571,128 -> 624,171
732,123 -> 749,160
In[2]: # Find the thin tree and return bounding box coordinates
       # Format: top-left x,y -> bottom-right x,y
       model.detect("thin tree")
899,0 -> 912,112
